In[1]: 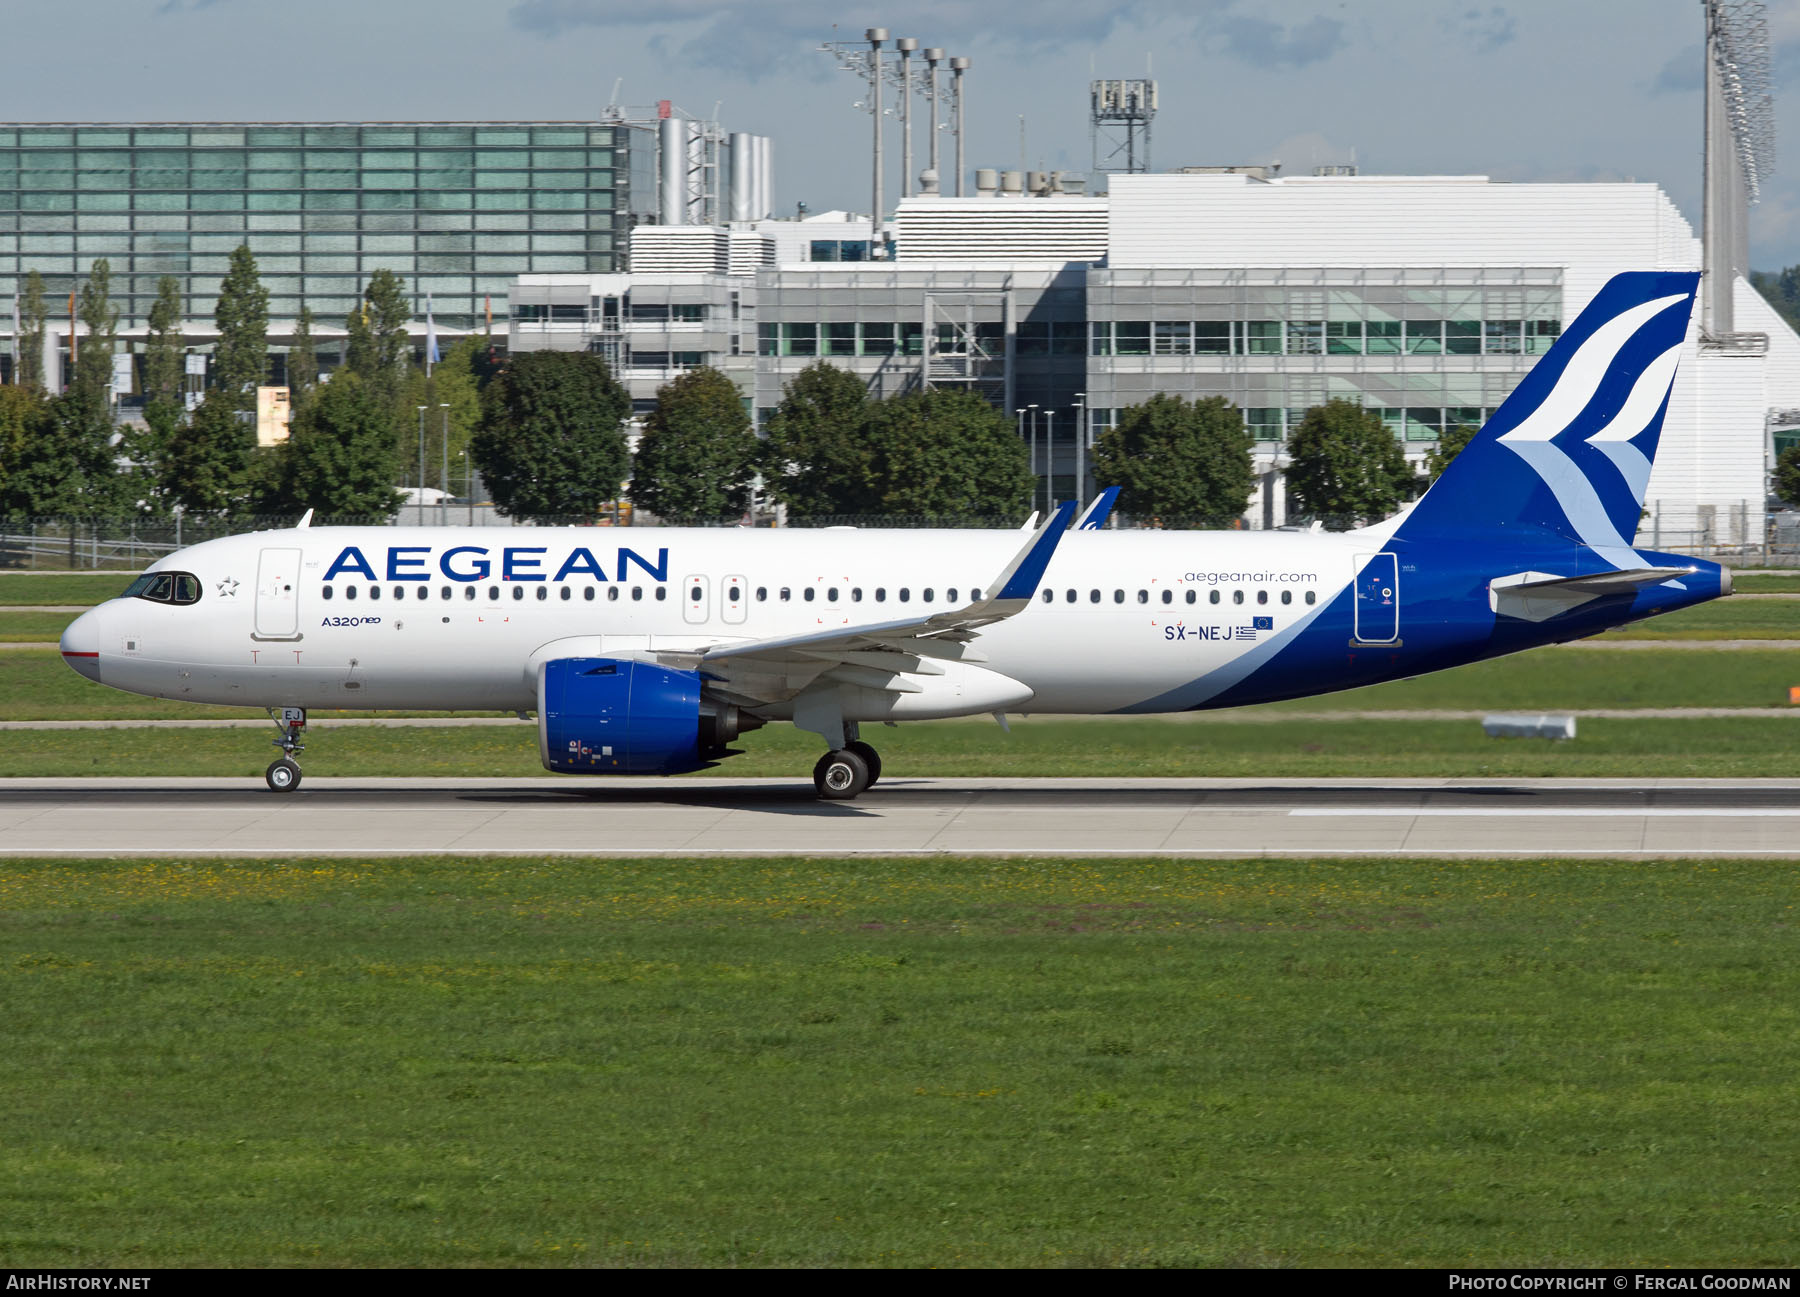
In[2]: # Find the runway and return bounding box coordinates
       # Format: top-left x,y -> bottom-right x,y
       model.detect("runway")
6,777 -> 1800,856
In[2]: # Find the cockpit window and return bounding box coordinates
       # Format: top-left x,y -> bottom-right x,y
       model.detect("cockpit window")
124,571 -> 202,606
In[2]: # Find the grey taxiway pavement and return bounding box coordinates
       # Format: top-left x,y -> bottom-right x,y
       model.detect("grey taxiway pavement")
5,777 -> 1800,856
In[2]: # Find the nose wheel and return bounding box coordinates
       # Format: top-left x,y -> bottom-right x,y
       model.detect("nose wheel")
265,707 -> 307,793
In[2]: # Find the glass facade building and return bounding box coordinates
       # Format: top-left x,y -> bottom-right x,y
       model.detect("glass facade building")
0,122 -> 631,334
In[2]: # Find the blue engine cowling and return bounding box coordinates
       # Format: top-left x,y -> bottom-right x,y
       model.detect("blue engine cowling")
538,657 -> 705,775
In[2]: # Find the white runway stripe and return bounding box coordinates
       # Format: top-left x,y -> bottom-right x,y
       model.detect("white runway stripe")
1289,807 -> 1800,817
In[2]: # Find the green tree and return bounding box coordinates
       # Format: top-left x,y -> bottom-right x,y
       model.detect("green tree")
282,373 -> 402,517
1091,394 -> 1256,524
164,395 -> 255,517
345,270 -> 411,401
1752,267 -> 1800,335
401,336 -> 483,496
133,277 -> 187,512
52,260 -> 131,518
213,245 -> 269,409
471,350 -> 630,522
761,361 -> 874,516
0,384 -> 53,514
861,388 -> 1033,517
629,367 -> 760,521
15,269 -> 47,391
287,305 -> 318,399
1284,398 -> 1415,526
1775,445 -> 1800,508
1422,422 -> 1480,482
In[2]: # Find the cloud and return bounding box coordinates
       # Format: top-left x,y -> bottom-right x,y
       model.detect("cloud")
1205,15 -> 1346,70
154,0 -> 228,13
1651,42 -> 1702,95
1442,5 -> 1515,55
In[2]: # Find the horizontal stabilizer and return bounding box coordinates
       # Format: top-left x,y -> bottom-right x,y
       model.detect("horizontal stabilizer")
1489,566 -> 1696,622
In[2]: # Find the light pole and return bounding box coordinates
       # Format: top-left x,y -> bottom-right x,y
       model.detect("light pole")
1073,392 -> 1087,506
1044,409 -> 1056,511
438,403 -> 450,526
415,405 -> 427,520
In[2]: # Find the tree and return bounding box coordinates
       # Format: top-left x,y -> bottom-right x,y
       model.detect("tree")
345,269 -> 411,401
282,372 -> 402,517
15,269 -> 47,391
1091,393 -> 1256,524
135,277 -> 186,497
0,384 -> 52,514
287,305 -> 318,399
1752,266 -> 1800,335
213,245 -> 269,410
760,362 -> 874,517
1422,422 -> 1479,483
629,367 -> 761,521
164,395 -> 255,517
46,260 -> 132,519
861,388 -> 1033,517
471,350 -> 630,522
1775,445 -> 1800,508
401,335 -> 482,496
1284,398 -> 1415,526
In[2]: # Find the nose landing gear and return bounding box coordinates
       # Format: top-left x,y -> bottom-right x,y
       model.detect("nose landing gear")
265,707 -> 306,792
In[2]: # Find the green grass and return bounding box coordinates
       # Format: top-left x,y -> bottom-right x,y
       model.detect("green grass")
1600,598 -> 1800,639
4,715 -> 1800,780
9,646 -> 1800,724
1,853 -> 1795,1267
1733,573 -> 1800,593
0,573 -> 134,605
0,611 -> 74,643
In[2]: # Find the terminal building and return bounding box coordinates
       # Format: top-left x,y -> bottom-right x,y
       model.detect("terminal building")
509,169 -> 1800,541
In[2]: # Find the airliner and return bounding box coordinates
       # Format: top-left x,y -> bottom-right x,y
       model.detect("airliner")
60,271 -> 1730,798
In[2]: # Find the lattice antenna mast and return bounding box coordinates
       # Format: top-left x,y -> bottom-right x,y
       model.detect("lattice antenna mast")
1703,0 -> 1776,337
1090,78 -> 1157,175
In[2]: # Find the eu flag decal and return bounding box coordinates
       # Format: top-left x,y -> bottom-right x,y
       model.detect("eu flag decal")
1252,616 -> 1274,631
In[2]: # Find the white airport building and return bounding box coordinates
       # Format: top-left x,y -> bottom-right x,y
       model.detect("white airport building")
510,170 -> 1799,545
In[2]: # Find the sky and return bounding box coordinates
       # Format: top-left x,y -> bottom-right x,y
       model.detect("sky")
15,0 -> 1800,266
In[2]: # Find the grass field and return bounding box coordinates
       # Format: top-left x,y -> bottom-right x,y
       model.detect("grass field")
1,853 -> 1794,1267
1734,573 -> 1800,593
0,574 -> 132,605
4,714 -> 1800,780
6,646 -> 1800,725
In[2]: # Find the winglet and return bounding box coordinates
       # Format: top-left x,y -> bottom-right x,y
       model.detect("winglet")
1074,487 -> 1120,530
993,499 -> 1077,602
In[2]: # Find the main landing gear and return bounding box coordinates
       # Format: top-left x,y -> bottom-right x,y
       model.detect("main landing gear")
265,706 -> 306,792
812,737 -> 882,800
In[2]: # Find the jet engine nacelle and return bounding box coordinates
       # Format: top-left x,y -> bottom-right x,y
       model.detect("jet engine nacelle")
537,656 -> 716,775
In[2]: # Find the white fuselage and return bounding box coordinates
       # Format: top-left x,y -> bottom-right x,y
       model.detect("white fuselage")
64,523 -> 1382,718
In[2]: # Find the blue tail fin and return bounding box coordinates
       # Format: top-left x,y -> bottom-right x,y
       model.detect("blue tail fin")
1396,270 -> 1699,562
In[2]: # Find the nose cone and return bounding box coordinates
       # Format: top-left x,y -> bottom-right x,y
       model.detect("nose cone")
60,608 -> 103,682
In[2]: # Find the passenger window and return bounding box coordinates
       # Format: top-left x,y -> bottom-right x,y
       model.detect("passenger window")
947,588 -> 958,603
1305,591 -> 1317,605
756,587 -> 767,601
1162,589 -> 1173,604
464,585 -> 475,601
584,586 -> 595,601
899,588 -> 910,603
827,588 -> 838,602
1233,590 -> 1244,605
608,587 -> 619,601
1185,590 -> 1196,604
322,585 -> 334,602
922,589 -> 933,603
655,587 -> 666,601
1257,590 -> 1268,605
1090,589 -> 1100,603
729,586 -> 741,602
1041,589 -> 1053,604
512,585 -> 525,601
804,587 -> 815,602
369,586 -> 380,601
488,586 -> 499,600
875,588 -> 886,601
345,586 -> 358,602
392,586 -> 404,600
780,587 -> 791,602
631,587 -> 643,601
1113,590 -> 1124,603
440,585 -> 451,600
1066,589 -> 1076,603
1209,590 -> 1220,605
559,586 -> 570,601
690,585 -> 703,602
536,586 -> 548,601
851,588 -> 862,602
1281,590 -> 1292,605
1137,590 -> 1148,604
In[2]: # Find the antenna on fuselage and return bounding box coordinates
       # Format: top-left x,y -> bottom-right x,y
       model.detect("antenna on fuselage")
296,509 -> 314,530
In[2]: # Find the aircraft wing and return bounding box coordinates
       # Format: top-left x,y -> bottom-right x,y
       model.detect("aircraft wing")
670,501 -> 1077,705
